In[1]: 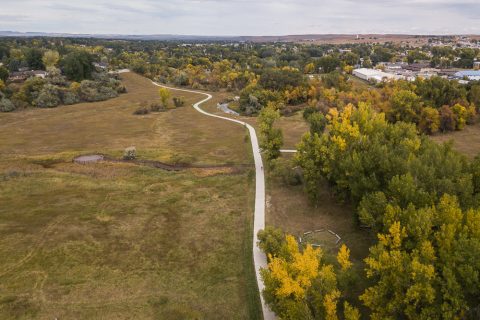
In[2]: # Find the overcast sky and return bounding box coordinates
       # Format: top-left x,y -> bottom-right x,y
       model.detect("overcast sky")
0,0 -> 479,36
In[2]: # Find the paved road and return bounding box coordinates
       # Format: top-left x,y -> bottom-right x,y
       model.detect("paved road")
151,81 -> 276,320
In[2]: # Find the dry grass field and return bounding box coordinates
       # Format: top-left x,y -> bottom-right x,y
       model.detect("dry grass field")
0,73 -> 261,319
0,73 -> 250,165
431,123 -> 480,159
264,154 -> 374,306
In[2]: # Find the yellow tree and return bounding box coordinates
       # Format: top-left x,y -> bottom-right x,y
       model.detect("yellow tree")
260,234 -> 360,319
261,235 -> 320,319
158,88 -> 171,108
418,106 -> 440,134
42,50 -> 60,68
343,302 -> 361,320
337,244 -> 352,271
451,103 -> 467,130
304,62 -> 316,74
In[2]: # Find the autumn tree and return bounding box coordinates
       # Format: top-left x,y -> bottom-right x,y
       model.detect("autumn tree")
42,50 -> 60,69
296,103 -> 474,225
439,105 -> 456,131
361,195 -> 480,319
260,233 -> 359,319
158,87 -> 171,108
259,102 -> 283,162
469,84 -> 480,108
304,62 -> 316,74
418,106 -> 440,134
387,89 -> 422,124
451,103 -> 468,130
0,66 -> 9,82
415,77 -> 467,108
307,112 -> 327,136
337,244 -> 352,271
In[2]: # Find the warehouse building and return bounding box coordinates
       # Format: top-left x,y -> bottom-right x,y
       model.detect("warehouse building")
454,70 -> 480,81
352,68 -> 402,83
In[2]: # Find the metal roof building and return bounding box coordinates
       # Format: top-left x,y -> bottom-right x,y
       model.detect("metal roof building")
454,70 -> 480,81
353,68 -> 403,83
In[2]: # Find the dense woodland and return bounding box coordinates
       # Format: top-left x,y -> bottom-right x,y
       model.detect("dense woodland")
1,38 -> 479,135
1,37 -> 480,319
259,103 -> 480,319
0,40 -> 125,112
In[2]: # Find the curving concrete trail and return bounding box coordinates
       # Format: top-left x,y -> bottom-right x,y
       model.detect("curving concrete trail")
151,81 -> 275,320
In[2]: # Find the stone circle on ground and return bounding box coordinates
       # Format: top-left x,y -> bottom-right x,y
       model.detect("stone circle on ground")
299,228 -> 342,250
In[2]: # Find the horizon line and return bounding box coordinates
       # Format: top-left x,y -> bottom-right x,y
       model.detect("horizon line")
1,30 -> 480,38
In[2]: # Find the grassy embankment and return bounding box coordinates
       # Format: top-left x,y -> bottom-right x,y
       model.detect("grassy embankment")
0,72 -> 262,319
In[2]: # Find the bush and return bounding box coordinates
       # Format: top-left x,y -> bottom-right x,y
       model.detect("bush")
123,146 -> 136,160
133,107 -> 149,115
149,102 -> 166,112
45,67 -> 68,86
97,86 -> 118,100
19,77 -> 46,105
173,97 -> 186,108
257,226 -> 286,258
78,80 -> 118,102
173,97 -> 185,108
117,84 -> 127,94
34,84 -> 61,108
0,66 -> 9,82
271,158 -> 302,186
0,98 -> 15,112
61,90 -> 80,105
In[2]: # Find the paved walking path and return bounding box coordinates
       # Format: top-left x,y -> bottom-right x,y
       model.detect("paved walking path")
217,103 -> 240,116
151,81 -> 276,320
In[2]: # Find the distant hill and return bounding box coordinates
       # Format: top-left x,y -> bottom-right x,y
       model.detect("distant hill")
0,31 -> 238,41
1,31 -> 477,44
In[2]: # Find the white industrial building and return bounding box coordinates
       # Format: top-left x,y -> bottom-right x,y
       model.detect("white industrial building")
353,68 -> 402,83
454,70 -> 480,81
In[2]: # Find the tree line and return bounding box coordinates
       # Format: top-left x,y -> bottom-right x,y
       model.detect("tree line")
0,40 -> 125,112
259,103 -> 480,319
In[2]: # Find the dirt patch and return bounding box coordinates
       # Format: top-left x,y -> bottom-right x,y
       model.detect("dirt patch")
74,155 -> 104,164
73,154 -> 252,172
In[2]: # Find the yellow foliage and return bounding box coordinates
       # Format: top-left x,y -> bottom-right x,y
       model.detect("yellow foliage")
281,66 -> 299,72
343,65 -> 354,74
269,257 -> 305,299
343,302 -> 361,320
378,221 -> 407,249
304,62 -> 316,74
326,107 -> 339,122
337,244 -> 353,271
285,234 -> 300,256
323,289 -> 340,320
323,88 -> 337,102
331,135 -> 347,151
69,82 -> 81,93
267,235 -> 321,300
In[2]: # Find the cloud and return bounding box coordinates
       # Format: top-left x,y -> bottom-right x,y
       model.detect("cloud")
0,0 -> 478,35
